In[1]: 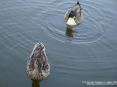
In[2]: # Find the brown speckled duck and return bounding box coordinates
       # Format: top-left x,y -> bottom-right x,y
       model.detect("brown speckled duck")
26,42 -> 50,81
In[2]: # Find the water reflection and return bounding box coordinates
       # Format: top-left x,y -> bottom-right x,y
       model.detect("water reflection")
32,80 -> 40,87
65,26 -> 74,37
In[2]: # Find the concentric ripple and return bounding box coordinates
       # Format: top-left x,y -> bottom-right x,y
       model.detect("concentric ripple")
72,2 -> 104,44
39,1 -> 104,44
73,15 -> 103,44
39,9 -> 67,42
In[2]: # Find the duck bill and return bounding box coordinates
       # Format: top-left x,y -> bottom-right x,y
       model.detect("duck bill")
67,18 -> 76,26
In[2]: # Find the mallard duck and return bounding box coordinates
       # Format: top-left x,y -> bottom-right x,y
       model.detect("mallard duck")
26,42 -> 50,81
64,1 -> 83,26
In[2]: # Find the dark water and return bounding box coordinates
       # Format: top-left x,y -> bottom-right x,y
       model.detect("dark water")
0,0 -> 117,87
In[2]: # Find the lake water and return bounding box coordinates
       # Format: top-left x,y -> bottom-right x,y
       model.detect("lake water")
0,0 -> 117,87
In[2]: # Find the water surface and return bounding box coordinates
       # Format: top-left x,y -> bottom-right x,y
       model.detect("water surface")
0,0 -> 117,87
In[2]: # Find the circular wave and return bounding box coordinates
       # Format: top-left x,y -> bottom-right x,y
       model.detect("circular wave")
39,1 -> 104,44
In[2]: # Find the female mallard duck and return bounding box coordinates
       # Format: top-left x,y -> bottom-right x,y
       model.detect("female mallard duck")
64,1 -> 84,26
26,42 -> 50,81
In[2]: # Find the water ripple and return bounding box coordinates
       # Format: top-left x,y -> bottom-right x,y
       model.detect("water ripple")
37,1 -> 104,44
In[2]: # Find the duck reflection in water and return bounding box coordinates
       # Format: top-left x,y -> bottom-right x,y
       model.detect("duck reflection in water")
66,26 -> 74,37
32,80 -> 40,87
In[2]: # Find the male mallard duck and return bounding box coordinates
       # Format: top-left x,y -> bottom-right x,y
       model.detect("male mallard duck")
26,42 -> 50,81
64,1 -> 84,26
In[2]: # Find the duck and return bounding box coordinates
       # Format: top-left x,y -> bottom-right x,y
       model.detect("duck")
64,1 -> 84,26
26,42 -> 50,81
